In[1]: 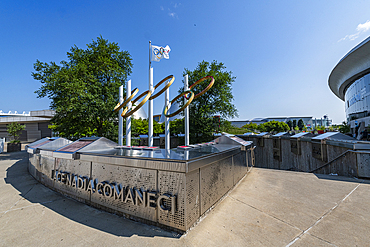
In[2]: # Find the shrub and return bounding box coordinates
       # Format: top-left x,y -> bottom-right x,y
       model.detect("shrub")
7,122 -> 25,143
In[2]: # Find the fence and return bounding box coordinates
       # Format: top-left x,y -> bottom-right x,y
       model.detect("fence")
237,134 -> 370,178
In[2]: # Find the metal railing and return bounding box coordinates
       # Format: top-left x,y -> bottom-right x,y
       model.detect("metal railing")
310,149 -> 370,173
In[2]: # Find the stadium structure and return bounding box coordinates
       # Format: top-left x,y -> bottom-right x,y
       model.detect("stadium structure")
329,35 -> 370,137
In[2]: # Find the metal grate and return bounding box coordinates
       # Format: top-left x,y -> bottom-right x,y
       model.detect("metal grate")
158,171 -> 186,230
200,156 -> 233,215
91,163 -> 157,221
185,170 -> 200,228
232,152 -> 247,185
54,158 -> 92,202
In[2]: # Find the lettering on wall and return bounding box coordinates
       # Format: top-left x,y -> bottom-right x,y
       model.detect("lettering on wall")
51,170 -> 176,214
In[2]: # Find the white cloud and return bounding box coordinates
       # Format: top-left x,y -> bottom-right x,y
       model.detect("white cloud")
160,3 -> 180,19
357,20 -> 370,32
173,3 -> 181,8
167,7 -> 178,18
338,20 -> 370,42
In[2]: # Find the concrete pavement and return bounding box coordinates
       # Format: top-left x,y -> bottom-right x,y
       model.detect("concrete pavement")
1,151 -> 369,246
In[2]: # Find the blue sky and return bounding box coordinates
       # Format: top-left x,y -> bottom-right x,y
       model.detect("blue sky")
1,1 -> 370,124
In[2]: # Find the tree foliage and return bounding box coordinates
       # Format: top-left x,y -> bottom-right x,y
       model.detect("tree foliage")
131,118 -> 148,136
316,125 -> 326,131
170,118 -> 184,135
130,118 -> 165,136
178,60 -> 238,143
338,121 -> 351,133
7,122 -> 25,143
220,120 -> 250,135
32,37 -> 132,141
298,119 -> 305,130
258,120 -> 289,133
287,120 -> 293,130
292,120 -> 297,129
223,120 -> 289,135
242,123 -> 259,131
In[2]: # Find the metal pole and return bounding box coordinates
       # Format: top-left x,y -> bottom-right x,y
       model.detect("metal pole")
149,67 -> 154,147
118,85 -> 124,145
126,80 -> 132,146
165,81 -> 170,152
149,41 -> 151,70
184,74 -> 190,146
184,150 -> 189,160
148,41 -> 154,146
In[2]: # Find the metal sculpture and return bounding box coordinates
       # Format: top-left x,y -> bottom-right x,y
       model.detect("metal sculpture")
113,75 -> 214,150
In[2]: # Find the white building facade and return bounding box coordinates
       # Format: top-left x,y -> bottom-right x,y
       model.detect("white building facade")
0,110 -> 54,142
329,35 -> 370,132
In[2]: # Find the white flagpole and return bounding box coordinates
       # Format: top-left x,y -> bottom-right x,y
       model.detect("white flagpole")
148,41 -> 154,147
126,80 -> 132,146
118,85 -> 123,145
165,81 -> 170,152
184,74 -> 190,146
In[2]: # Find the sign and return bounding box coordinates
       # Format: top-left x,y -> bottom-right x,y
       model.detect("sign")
51,170 -> 176,214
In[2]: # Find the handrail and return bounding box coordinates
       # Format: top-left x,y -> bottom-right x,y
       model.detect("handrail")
310,150 -> 370,173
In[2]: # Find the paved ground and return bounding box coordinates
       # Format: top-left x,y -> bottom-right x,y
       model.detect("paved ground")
1,151 -> 369,246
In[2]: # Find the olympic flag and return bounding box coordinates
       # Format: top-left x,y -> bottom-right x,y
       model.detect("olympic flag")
151,45 -> 171,62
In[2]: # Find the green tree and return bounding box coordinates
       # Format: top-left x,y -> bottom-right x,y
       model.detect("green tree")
213,115 -> 221,133
219,120 -> 247,135
132,118 -> 148,136
258,120 -> 289,133
7,122 -> 25,143
179,60 -> 238,143
32,37 -> 132,141
170,118 -> 184,135
242,123 -> 259,131
292,120 -> 297,129
287,120 -> 293,130
154,121 -> 165,135
338,121 -> 351,133
220,119 -> 233,132
298,119 -> 304,131
317,125 -> 326,131
126,118 -> 165,136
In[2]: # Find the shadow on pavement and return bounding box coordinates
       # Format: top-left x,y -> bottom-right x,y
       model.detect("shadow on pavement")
314,173 -> 370,184
3,151 -> 180,239
0,150 -> 29,160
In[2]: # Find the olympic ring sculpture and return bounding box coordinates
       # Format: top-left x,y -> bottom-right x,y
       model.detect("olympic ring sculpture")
113,88 -> 139,113
163,90 -> 194,118
113,75 -> 214,119
149,75 -> 175,100
121,89 -> 152,118
185,75 -> 214,100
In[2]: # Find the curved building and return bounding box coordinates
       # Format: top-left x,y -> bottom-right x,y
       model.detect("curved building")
329,36 -> 370,131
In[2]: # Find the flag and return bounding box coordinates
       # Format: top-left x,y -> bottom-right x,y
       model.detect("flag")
151,45 -> 171,62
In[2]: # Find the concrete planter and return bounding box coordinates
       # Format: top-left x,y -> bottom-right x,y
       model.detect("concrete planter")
7,143 -> 21,152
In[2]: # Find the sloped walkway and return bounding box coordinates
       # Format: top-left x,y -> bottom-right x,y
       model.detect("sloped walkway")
1,151 -> 369,246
